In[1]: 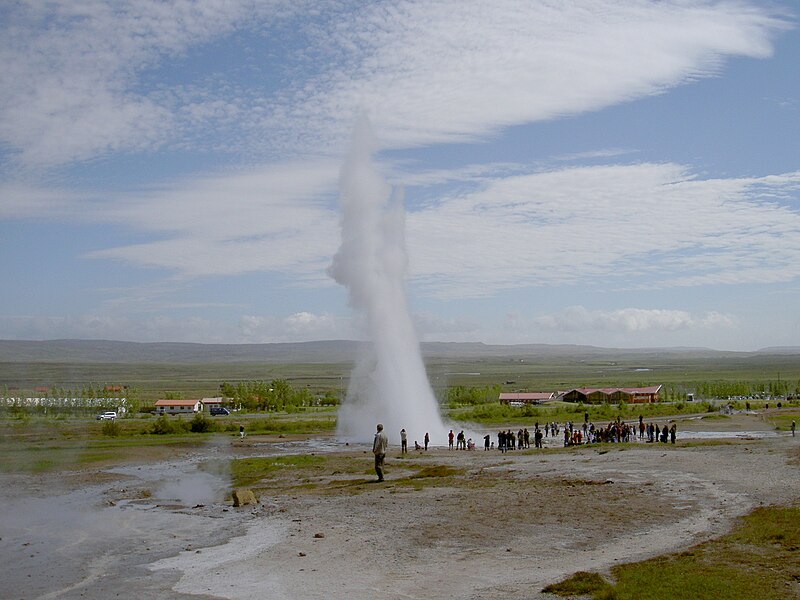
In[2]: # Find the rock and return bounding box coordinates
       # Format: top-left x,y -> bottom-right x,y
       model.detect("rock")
232,489 -> 258,507
314,533 -> 325,539
298,552 -> 306,557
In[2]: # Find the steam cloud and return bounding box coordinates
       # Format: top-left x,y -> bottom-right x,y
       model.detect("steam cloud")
329,117 -> 448,445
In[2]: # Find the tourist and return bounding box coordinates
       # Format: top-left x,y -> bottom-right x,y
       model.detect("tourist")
239,424 -> 245,439
792,420 -> 796,437
670,424 -> 677,444
448,429 -> 454,449
414,440 -> 422,450
424,432 -> 430,450
373,423 -> 388,482
400,428 -> 407,454
484,434 -> 491,450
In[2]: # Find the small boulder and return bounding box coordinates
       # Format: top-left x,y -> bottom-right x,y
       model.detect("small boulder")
232,489 -> 257,507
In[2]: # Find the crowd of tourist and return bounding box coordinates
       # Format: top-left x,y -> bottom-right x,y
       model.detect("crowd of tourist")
434,415 -> 677,453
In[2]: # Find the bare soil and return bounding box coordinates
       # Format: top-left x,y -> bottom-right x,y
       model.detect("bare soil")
1,411 -> 798,600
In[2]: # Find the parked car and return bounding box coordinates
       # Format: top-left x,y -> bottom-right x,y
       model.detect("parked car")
209,406 -> 230,416
96,411 -> 117,420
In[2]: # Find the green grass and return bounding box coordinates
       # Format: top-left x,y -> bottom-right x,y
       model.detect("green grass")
5,348 -> 800,404
0,432 -> 206,473
544,505 -> 800,599
446,400 -> 714,426
764,411 -> 800,431
229,455 -> 326,487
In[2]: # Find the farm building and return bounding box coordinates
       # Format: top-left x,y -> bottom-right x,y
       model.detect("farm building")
560,385 -> 662,404
499,392 -> 556,405
154,399 -> 203,414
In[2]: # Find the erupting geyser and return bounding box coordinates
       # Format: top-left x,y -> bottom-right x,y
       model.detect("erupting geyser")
329,117 -> 448,445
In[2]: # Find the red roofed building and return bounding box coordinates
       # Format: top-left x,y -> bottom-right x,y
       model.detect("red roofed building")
561,385 -> 662,404
154,399 -> 202,414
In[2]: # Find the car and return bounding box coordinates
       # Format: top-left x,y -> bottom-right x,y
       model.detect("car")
96,411 -> 117,420
209,406 -> 230,416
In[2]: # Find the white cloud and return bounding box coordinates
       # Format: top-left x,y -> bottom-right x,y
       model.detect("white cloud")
0,0 -> 298,167
407,165 -> 800,297
0,311 -> 354,343
273,1 -> 789,151
3,158 -> 342,279
0,1 -> 790,168
0,314 -> 225,343
5,161 -> 800,297
534,306 -> 735,333
239,312 -> 352,342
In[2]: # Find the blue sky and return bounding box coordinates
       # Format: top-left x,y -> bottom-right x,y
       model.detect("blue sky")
1,0 -> 799,351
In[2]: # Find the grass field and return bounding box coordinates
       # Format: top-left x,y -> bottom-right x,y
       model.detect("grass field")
2,348 -> 800,402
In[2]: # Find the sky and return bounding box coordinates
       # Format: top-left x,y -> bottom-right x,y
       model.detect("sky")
1,0 -> 799,351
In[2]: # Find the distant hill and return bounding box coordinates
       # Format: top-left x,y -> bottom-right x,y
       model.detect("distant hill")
0,338 -> 776,365
756,346 -> 800,355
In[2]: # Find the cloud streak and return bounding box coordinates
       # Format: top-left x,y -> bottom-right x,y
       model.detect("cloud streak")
5,163 -> 800,296
408,165 -> 800,297
0,1 -> 790,168
0,311 -> 354,344
534,306 -> 735,333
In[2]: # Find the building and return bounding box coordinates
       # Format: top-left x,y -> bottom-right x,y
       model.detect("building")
560,385 -> 662,404
499,392 -> 556,405
154,399 -> 203,414
201,397 -> 231,412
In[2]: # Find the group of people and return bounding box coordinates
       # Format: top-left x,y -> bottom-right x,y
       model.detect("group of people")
448,429 -> 475,450
491,428 -> 544,451
372,416 -> 681,481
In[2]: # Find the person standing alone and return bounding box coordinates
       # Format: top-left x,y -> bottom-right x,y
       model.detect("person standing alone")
400,428 -> 408,454
373,423 -> 389,481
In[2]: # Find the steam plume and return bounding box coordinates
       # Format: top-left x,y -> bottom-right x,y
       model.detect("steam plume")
329,117 -> 448,445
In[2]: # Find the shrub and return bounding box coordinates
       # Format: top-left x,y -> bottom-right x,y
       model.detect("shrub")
101,420 -> 121,437
189,413 -> 217,433
150,414 -> 185,434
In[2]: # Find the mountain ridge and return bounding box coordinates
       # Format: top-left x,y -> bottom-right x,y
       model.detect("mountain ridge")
0,338 -> 791,364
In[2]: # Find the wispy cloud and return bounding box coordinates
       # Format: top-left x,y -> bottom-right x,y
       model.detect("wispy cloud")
0,1 -> 790,169
0,0 -> 299,167
4,158 -> 342,279
272,1 -> 790,151
408,165 -> 800,297
0,311 -> 354,343
534,306 -> 735,333
6,162 -> 800,297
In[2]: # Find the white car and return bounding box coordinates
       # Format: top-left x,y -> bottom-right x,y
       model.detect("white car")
96,411 -> 117,420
